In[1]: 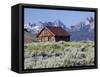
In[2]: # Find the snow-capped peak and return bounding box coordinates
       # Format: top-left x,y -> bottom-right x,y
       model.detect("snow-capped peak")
70,17 -> 94,32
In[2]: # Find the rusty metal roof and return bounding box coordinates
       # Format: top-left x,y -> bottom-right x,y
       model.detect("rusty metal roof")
46,26 -> 70,36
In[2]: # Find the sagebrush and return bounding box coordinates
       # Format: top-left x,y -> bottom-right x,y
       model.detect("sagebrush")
24,41 -> 94,69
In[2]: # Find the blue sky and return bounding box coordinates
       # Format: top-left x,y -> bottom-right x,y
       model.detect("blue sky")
24,8 -> 94,27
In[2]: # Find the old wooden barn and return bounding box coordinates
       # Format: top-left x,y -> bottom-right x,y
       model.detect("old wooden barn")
37,26 -> 70,42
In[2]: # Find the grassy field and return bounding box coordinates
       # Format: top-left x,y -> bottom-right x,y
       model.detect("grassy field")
24,41 -> 95,69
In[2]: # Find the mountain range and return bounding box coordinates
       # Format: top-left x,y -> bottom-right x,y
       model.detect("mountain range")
24,16 -> 95,41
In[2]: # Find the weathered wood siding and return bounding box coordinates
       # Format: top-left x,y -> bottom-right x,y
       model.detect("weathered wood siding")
38,28 -> 55,42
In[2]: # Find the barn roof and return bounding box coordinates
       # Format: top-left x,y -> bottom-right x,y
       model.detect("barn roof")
37,26 -> 70,37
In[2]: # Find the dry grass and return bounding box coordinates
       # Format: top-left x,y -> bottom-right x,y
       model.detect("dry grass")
24,41 -> 95,69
